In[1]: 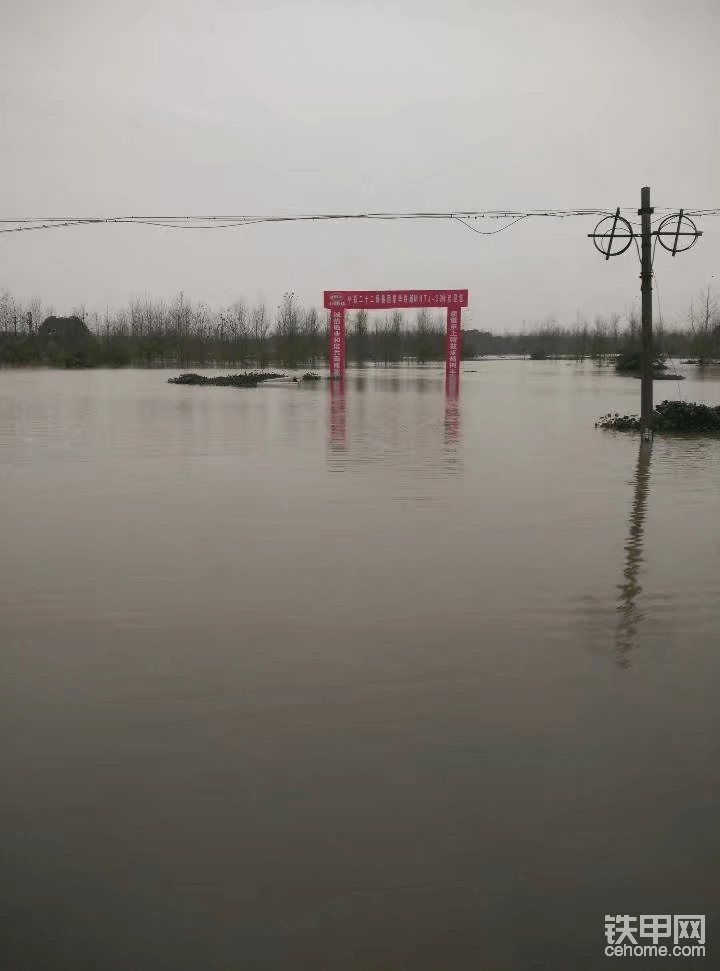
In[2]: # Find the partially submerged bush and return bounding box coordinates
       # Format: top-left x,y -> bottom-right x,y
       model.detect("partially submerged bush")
596,400 -> 720,433
654,399 -> 720,432
614,348 -> 684,380
615,348 -> 668,374
168,372 -> 284,387
595,412 -> 641,431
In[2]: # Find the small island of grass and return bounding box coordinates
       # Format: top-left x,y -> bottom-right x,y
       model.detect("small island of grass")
167,372 -> 284,387
292,372 -> 322,383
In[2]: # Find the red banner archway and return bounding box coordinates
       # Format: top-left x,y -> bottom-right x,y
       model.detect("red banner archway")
323,289 -> 468,387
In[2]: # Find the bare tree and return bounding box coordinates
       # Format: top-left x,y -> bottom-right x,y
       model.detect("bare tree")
251,304 -> 270,364
414,308 -> 428,362
302,306 -> 320,364
352,309 -> 369,365
390,310 -> 403,363
688,286 -> 718,364
0,291 -> 18,335
275,291 -> 302,366
222,301 -> 248,365
129,298 -> 145,339
276,291 -> 300,337
227,301 -> 247,341
591,316 -> 609,362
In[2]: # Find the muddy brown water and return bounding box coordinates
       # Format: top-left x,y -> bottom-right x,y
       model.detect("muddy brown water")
1,362 -> 719,969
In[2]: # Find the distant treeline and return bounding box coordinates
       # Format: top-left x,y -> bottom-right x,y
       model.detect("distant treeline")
1,288 -> 719,368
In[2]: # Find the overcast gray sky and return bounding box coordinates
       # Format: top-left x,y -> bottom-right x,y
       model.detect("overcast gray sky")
1,0 -> 718,331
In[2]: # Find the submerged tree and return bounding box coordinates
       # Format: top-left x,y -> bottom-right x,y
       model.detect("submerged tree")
688,286 -> 720,364
351,309 -> 369,365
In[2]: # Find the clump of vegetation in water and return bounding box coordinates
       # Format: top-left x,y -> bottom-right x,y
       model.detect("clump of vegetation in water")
614,348 -> 684,379
302,371 -> 321,381
614,348 -> 664,373
595,412 -> 642,431
167,372 -> 284,387
596,400 -> 720,433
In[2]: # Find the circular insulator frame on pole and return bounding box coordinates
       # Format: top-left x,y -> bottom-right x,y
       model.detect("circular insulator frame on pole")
655,210 -> 702,256
588,209 -> 635,260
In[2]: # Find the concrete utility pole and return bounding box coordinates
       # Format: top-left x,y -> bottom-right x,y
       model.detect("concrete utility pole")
639,186 -> 654,436
591,188 -> 701,438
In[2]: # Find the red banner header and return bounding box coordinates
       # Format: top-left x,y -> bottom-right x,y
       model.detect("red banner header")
324,289 -> 468,310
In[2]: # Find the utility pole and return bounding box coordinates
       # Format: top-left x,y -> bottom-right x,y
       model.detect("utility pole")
639,186 -> 654,437
589,188 -> 700,438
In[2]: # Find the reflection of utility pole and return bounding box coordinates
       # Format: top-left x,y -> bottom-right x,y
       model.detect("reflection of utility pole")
614,439 -> 652,667
639,187 -> 653,437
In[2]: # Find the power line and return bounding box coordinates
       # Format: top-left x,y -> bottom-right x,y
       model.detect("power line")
451,214 -> 531,235
0,210 -> 600,236
0,209 -> 635,224
0,207 -> 718,237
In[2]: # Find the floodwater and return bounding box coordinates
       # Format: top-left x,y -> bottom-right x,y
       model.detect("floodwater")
1,361 -> 719,970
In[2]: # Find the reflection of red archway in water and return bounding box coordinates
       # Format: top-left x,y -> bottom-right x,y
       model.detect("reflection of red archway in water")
328,379 -> 347,447
323,289 -> 468,390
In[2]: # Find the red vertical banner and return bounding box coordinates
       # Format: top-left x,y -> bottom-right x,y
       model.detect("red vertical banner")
446,307 -> 461,393
329,308 -> 345,379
